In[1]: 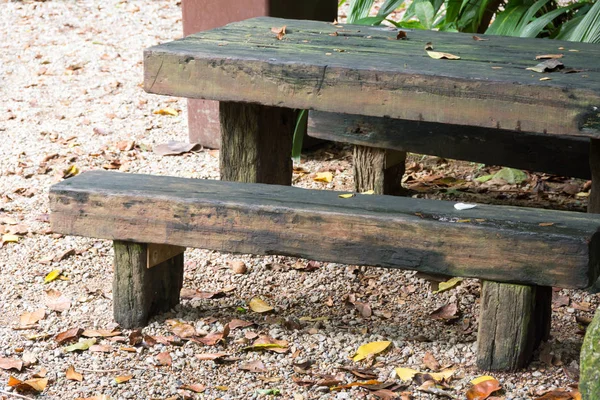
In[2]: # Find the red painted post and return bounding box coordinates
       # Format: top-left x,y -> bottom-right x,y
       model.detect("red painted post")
182,0 -> 338,148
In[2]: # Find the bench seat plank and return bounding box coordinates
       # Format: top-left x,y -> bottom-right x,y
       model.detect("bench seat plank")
50,171 -> 600,289
144,17 -> 600,137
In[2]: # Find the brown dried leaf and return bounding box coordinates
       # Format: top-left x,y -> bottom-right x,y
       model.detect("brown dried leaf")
82,328 -> 122,338
372,389 -> 400,399
153,141 -> 200,156
526,59 -> 564,73
427,50 -> 460,60
271,25 -> 286,40
180,383 -> 206,393
166,320 -> 196,339
89,344 -> 112,353
66,365 -> 83,381
45,289 -> 71,312
55,327 -> 84,344
156,351 -> 172,366
396,31 -> 407,40
8,376 -> 48,393
19,308 -> 46,328
194,324 -> 230,346
195,352 -> 231,361
128,329 -> 143,345
466,378 -> 501,400
240,360 -> 267,373
536,54 -> 563,60
229,319 -> 253,330
472,35 -> 489,41
0,357 -> 23,371
355,301 -> 372,318
429,303 -> 458,321
244,335 -> 289,353
423,352 -> 440,371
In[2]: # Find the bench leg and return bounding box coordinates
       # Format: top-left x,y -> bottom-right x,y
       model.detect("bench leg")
219,101 -> 295,185
477,281 -> 551,371
113,241 -> 184,329
588,138 -> 600,292
353,145 -> 407,195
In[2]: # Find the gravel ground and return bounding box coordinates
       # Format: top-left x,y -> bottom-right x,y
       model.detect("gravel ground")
0,1 -> 598,399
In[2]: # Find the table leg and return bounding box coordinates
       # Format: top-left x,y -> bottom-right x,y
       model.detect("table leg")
353,146 -> 407,195
219,102 -> 294,185
588,138 -> 600,292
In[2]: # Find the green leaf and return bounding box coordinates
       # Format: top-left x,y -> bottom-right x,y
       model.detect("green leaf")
475,174 -> 494,183
64,338 -> 96,352
564,0 -> 600,43
291,110 -> 308,162
353,16 -> 387,25
493,167 -> 528,184
256,389 -> 281,396
347,0 -> 376,23
377,0 -> 406,17
520,4 -> 577,38
414,0 -> 435,29
486,4 -> 530,36
433,277 -> 463,294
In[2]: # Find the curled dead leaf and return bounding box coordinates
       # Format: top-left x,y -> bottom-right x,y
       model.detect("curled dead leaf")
271,25 -> 286,40
66,365 -> 83,381
248,298 -> 274,313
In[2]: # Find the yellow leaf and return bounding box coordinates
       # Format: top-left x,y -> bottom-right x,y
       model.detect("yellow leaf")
338,193 -> 355,199
215,386 -> 229,391
2,234 -> 19,243
243,343 -> 288,351
539,222 -> 554,227
540,77 -> 552,81
361,190 -> 375,195
470,375 -> 497,385
430,368 -> 455,381
313,172 -> 333,183
395,367 -> 418,381
576,192 -> 590,198
351,341 -> 391,361
153,108 -> 178,116
63,165 -> 79,178
433,277 -> 463,294
426,50 -> 460,60
114,375 -> 133,384
248,298 -> 274,313
44,269 -> 62,283
66,365 -> 83,382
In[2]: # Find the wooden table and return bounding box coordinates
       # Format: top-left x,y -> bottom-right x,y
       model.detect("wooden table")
144,17 -> 600,269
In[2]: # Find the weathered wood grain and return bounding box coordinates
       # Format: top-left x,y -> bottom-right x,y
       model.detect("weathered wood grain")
144,17 -> 600,137
309,111 -> 591,179
113,241 -> 184,328
477,281 -> 551,371
220,101 -> 294,184
50,171 -> 600,289
353,146 -> 406,195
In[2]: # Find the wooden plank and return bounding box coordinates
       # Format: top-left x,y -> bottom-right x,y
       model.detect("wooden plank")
50,171 -> 600,289
309,111 -> 591,179
144,17 -> 600,137
147,244 -> 185,269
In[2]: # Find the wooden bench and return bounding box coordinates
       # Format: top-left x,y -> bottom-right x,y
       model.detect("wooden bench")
50,170 -> 600,372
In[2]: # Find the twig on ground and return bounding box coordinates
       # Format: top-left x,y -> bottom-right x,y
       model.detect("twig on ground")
0,389 -> 35,400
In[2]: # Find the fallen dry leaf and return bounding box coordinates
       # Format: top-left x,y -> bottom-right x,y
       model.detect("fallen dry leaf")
271,25 -> 286,40
8,376 -> 48,393
45,289 -> 71,312
352,341 -> 391,362
62,164 -> 79,179
433,277 -> 463,294
114,375 -> 133,384
313,171 -> 333,183
153,107 -> 178,116
193,324 -> 230,346
396,31 -> 407,40
82,328 -> 122,338
466,378 -> 501,400
19,309 -> 46,328
180,383 -> 206,393
244,335 -> 289,353
423,352 -> 440,371
156,351 -> 172,366
240,359 -> 267,373
0,357 -> 23,371
195,352 -> 231,361
153,141 -> 200,156
429,303 -> 458,321
248,297 -> 274,313
64,338 -> 96,352
167,320 -> 196,338
426,50 -> 460,60
526,59 -> 564,73
44,269 -> 62,283
228,319 -> 253,330
536,54 -> 563,60
56,327 -> 83,344
66,365 -> 83,381
473,35 -> 489,41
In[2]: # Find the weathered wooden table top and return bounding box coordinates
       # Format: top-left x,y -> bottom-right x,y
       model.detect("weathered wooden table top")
144,17 -> 600,137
